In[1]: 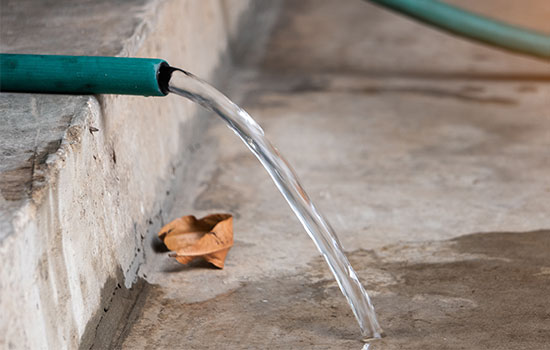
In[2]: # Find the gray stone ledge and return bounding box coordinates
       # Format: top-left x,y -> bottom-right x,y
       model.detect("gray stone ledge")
0,0 -> 280,348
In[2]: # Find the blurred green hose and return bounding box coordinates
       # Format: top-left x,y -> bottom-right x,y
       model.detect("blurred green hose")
367,0 -> 550,60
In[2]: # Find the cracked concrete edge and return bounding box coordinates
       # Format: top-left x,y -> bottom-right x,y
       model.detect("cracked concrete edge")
17,97 -> 98,209
0,0 -> 282,348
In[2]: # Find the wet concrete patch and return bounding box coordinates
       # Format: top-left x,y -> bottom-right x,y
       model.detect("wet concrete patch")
371,230 -> 550,349
121,230 -> 550,349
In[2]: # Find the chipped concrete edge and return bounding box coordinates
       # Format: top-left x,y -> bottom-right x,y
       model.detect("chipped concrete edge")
116,0 -> 167,59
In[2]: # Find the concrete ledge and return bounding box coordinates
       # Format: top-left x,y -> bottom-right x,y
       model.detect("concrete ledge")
0,0 -> 280,348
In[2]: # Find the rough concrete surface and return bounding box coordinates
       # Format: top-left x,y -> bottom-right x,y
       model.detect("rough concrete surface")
0,0 -> 278,348
121,0 -> 550,349
2,0 -> 549,349
124,231 -> 550,349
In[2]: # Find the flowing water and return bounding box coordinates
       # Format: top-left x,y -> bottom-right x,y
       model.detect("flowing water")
165,67 -> 383,340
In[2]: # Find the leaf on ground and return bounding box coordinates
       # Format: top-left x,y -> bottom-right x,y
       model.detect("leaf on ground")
158,214 -> 233,269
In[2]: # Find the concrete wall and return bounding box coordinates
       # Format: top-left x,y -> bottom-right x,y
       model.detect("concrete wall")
0,0 -> 279,348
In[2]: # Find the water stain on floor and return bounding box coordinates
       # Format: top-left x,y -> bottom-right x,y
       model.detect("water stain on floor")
121,230 -> 550,349
371,230 -> 550,350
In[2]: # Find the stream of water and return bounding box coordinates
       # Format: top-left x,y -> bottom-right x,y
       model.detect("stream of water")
165,67 -> 383,340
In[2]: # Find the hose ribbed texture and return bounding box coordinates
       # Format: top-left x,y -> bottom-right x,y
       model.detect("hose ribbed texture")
0,54 -> 168,96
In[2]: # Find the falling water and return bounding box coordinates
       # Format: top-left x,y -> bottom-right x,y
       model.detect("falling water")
164,67 -> 383,340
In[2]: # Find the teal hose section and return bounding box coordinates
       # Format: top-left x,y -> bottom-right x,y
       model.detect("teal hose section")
0,54 -> 168,96
368,0 -> 550,60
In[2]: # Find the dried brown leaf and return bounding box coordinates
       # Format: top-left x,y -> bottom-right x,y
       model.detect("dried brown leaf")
158,214 -> 233,268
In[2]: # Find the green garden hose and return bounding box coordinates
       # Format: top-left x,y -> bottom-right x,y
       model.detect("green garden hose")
0,54 -> 169,96
368,0 -> 550,60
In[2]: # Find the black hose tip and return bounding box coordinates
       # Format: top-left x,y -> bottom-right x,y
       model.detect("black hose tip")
157,62 -> 176,95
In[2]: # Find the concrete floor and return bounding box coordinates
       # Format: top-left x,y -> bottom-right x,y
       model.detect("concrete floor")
122,1 -> 550,349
